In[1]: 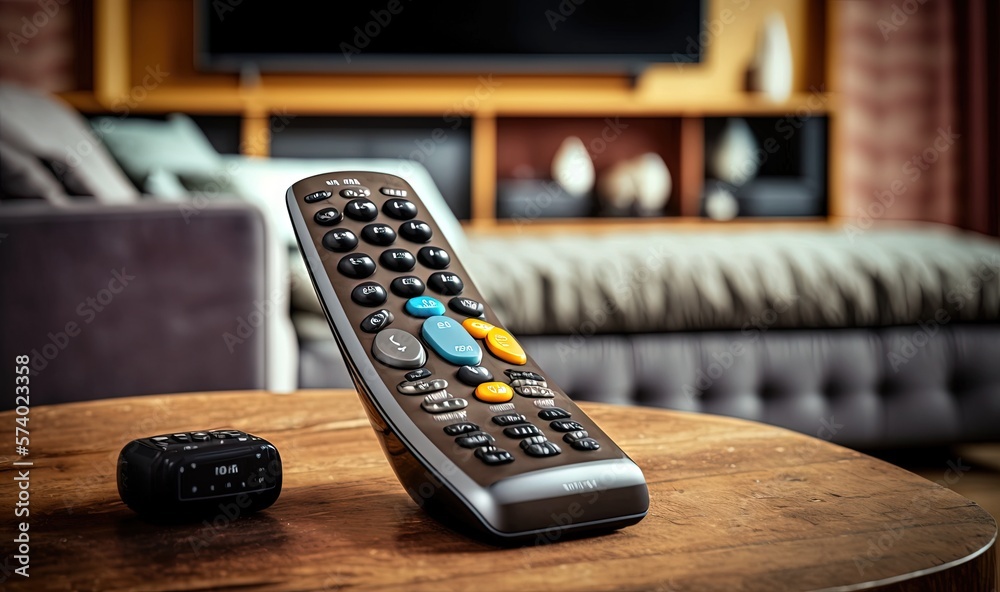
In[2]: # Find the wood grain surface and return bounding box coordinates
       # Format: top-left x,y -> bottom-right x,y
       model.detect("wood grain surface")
1,390 -> 995,592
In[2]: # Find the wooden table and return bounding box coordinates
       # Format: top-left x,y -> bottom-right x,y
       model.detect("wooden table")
1,390 -> 995,591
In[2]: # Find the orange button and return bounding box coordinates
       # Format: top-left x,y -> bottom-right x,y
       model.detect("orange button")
475,381 -> 514,403
486,327 -> 527,365
462,318 -> 495,339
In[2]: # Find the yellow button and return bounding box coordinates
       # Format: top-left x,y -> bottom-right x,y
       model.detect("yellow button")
462,318 -> 495,339
486,327 -> 527,365
475,382 -> 514,403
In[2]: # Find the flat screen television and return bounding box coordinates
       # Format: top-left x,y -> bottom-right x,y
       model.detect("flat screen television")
197,1 -> 703,73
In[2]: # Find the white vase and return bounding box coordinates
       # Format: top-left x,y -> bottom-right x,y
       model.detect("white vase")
710,118 -> 759,186
551,136 -> 595,197
750,12 -> 793,102
597,152 -> 672,215
705,187 -> 739,221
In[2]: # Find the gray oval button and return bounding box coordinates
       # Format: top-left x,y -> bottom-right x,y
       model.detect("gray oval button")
373,328 -> 426,369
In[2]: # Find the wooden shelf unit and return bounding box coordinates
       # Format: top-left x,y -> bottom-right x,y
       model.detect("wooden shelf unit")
63,0 -> 838,233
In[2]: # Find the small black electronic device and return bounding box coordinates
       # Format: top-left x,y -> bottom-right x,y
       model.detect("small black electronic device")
287,171 -> 649,544
117,430 -> 281,519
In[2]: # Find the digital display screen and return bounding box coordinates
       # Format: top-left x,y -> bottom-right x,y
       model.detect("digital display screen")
199,1 -> 704,71
178,450 -> 278,501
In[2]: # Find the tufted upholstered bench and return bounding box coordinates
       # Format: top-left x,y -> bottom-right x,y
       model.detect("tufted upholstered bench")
296,222 -> 999,448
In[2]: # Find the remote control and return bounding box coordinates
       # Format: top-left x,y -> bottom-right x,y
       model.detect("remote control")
117,430 -> 281,519
287,172 -> 648,544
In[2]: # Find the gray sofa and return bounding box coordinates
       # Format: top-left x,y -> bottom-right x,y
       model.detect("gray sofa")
3,81 -> 999,450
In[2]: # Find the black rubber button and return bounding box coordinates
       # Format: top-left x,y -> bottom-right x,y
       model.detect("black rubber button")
538,407 -> 571,420
449,297 -> 483,317
379,249 -> 415,272
443,422 -> 480,436
524,441 -> 562,457
351,282 -> 387,307
503,424 -> 541,439
428,272 -> 464,296
417,246 -> 450,269
562,430 -> 589,443
360,309 -> 394,333
361,223 -> 396,246
492,413 -> 527,426
390,276 -> 425,297
339,187 -> 370,198
345,198 -> 378,221
382,198 -> 417,220
322,229 -> 358,252
549,420 -> 585,432
571,438 -> 601,451
314,207 -> 342,226
475,445 -> 514,465
457,365 -> 493,386
399,220 -> 433,243
337,254 -> 376,279
456,431 -> 495,448
405,368 -> 432,381
421,398 -> 468,413
304,190 -> 332,203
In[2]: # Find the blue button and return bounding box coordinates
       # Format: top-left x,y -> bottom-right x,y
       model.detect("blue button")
421,315 -> 482,366
405,296 -> 445,318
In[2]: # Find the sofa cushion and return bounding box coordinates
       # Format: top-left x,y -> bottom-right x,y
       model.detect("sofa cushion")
466,226 -> 1000,334
0,82 -> 139,203
0,138 -> 71,203
91,113 -> 224,188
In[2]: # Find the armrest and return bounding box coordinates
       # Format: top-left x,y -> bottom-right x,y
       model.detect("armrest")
0,201 -> 267,407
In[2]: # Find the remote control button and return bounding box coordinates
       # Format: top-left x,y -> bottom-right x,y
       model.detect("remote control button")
361,223 -> 396,246
457,365 -> 493,386
405,296 -> 445,317
322,229 -> 358,252
351,282 -> 387,306
538,407 -> 571,420
421,315 -> 482,366
405,368 -> 432,381
475,446 -> 515,466
516,386 -> 556,398
503,424 -> 542,439
505,370 -> 545,381
391,276 -> 425,298
345,198 -> 378,221
421,397 -> 469,414
443,422 -> 480,436
428,272 -> 464,296
417,246 -> 450,269
456,431 -> 495,448
449,296 -> 483,317
210,431 -> 230,439
399,220 -> 433,243
461,318 -> 494,339
372,329 -> 426,369
486,327 -> 527,365
172,433 -> 190,442
474,381 -> 513,403
549,420 -> 585,432
510,379 -> 547,388
380,187 -> 408,197
492,413 -> 527,426
360,309 -> 394,333
314,207 -> 342,226
191,432 -> 211,441
562,430 -> 589,443
571,438 -> 601,451
340,186 -> 370,198
379,249 -> 415,272
382,198 -> 417,220
397,378 -> 449,395
337,254 -> 376,279
519,435 -> 548,448
304,190 -> 332,203
524,441 -> 562,458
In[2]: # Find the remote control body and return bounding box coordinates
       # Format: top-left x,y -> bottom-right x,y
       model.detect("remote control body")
287,171 -> 647,544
